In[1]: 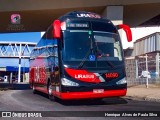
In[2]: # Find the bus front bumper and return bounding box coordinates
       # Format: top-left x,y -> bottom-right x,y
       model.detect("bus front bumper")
53,89 -> 126,100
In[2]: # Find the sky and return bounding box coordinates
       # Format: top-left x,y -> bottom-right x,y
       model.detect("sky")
0,32 -> 40,43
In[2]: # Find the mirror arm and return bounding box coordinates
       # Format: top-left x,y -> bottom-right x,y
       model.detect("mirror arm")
116,24 -> 132,42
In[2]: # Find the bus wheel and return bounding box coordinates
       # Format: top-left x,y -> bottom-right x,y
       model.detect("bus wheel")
32,82 -> 37,94
48,82 -> 56,101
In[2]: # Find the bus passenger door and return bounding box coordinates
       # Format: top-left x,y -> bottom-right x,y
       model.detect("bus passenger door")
51,65 -> 60,93
51,66 -> 59,82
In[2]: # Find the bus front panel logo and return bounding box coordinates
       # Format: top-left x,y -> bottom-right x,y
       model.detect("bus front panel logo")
65,68 -> 101,83
75,74 -> 94,79
77,13 -> 101,18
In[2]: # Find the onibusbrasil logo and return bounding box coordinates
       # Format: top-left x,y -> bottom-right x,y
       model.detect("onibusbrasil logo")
11,14 -> 21,24
6,13 -> 25,31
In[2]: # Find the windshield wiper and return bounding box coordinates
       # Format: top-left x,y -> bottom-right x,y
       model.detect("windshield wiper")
104,60 -> 115,69
77,49 -> 115,69
96,53 -> 116,69
77,48 -> 92,69
78,35 -> 94,69
77,36 -> 116,69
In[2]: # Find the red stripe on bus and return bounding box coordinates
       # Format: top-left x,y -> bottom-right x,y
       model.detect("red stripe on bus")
53,89 -> 126,100
35,87 -> 48,94
65,68 -> 101,83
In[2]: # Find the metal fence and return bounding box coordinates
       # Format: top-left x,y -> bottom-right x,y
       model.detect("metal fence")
127,78 -> 160,86
125,53 -> 160,86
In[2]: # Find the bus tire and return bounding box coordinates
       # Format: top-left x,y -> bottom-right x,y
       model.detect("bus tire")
32,82 -> 37,94
48,81 -> 56,101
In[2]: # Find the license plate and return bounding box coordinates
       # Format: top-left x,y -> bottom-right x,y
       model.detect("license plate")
93,89 -> 104,93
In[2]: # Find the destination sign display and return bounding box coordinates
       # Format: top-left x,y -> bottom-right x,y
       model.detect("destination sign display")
66,23 -> 89,28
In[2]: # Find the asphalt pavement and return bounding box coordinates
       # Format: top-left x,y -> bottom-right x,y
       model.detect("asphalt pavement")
0,90 -> 160,117
0,84 -> 160,120
1,82 -> 160,103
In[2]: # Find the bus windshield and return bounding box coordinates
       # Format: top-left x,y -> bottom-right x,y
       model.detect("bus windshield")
62,21 -> 123,68
63,30 -> 90,61
94,31 -> 122,61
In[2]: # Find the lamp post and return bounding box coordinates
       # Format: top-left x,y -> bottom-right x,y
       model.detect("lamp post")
18,44 -> 22,83
146,54 -> 148,88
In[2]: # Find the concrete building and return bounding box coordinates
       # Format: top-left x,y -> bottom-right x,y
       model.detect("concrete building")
0,0 -> 160,33
134,32 -> 160,77
125,32 -> 160,86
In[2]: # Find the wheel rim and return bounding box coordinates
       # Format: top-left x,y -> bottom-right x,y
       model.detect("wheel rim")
48,85 -> 52,95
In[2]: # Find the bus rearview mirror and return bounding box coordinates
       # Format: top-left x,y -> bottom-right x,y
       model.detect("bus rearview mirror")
117,24 -> 132,42
53,20 -> 61,39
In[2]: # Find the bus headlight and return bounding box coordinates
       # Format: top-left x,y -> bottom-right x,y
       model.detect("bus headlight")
61,78 -> 79,86
116,77 -> 127,85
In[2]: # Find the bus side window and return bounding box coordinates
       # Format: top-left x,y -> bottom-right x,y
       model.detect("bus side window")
114,47 -> 119,57
114,42 -> 122,60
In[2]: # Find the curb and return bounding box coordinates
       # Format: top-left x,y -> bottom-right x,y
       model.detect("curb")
145,96 -> 160,102
124,96 -> 145,101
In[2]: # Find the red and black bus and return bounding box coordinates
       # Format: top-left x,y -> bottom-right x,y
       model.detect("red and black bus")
29,11 -> 132,100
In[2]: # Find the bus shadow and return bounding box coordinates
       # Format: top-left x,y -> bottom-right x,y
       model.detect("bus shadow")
58,97 -> 128,106
0,83 -> 30,90
35,91 -> 49,99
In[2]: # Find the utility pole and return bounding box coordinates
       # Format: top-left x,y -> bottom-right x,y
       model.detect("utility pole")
135,59 -> 138,78
146,54 -> 148,88
156,53 -> 159,78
